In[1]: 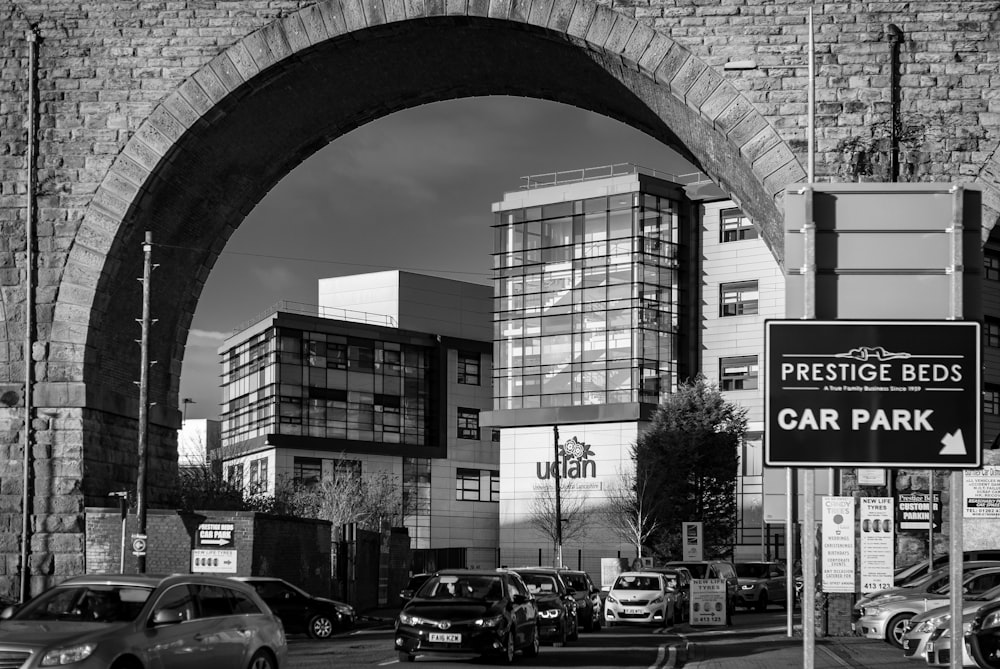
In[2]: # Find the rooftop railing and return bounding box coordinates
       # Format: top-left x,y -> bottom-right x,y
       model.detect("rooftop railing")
516,162 -> 715,191
231,300 -> 397,336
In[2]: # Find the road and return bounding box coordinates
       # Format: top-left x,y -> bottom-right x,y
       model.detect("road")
285,609 -> 794,669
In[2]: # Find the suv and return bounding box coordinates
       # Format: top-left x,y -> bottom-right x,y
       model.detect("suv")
0,573 -> 287,669
556,568 -> 603,632
395,569 -> 539,663
232,575 -> 356,639
733,561 -> 787,611
512,568 -> 578,645
666,560 -> 738,624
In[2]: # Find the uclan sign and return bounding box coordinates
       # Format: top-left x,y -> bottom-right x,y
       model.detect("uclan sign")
535,437 -> 597,480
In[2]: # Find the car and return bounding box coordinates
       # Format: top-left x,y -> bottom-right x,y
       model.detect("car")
857,566 -> 1000,648
967,597 -> 1000,668
556,569 -> 603,632
665,559 -> 739,623
395,569 -> 539,664
0,573 -> 287,669
512,568 -> 578,645
853,560 -> 1000,622
733,561 -> 787,611
923,608 -> 980,667
649,567 -> 692,622
894,550 -> 1000,586
898,586 -> 1000,663
603,571 -> 679,627
399,573 -> 432,605
230,576 -> 355,639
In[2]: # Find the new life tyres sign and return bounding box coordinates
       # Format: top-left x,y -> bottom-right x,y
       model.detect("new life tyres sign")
765,320 -> 980,468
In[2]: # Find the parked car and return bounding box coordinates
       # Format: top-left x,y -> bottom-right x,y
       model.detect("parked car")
512,568 -> 578,645
918,607 -> 979,667
395,569 -> 539,664
857,566 -> 1000,647
399,573 -> 432,605
854,561 -> 1000,622
733,561 -> 787,611
0,573 -> 287,669
898,585 -> 1000,663
894,550 -> 1000,586
231,576 -> 355,639
556,568 -> 603,632
665,560 -> 739,623
603,571 -> 679,627
649,567 -> 692,622
967,596 -> 1000,668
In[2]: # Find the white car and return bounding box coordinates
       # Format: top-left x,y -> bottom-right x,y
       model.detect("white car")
923,609 -> 978,667
603,571 -> 678,627
898,586 -> 1000,663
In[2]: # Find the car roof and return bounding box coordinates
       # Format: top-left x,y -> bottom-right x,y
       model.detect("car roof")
436,569 -> 509,576
60,573 -> 250,590
615,571 -> 663,578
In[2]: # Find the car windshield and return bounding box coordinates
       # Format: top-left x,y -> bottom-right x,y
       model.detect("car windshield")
13,584 -> 153,623
673,564 -> 706,578
614,575 -> 659,591
420,575 -> 503,601
561,574 -> 589,591
735,564 -> 772,578
661,574 -> 679,589
520,574 -> 559,595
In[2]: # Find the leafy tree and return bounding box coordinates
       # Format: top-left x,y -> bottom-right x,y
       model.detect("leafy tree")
634,375 -> 745,560
170,464 -> 249,512
527,479 -> 589,562
601,459 -> 661,560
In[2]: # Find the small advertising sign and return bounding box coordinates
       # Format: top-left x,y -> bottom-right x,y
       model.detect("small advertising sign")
964,466 -> 1000,518
196,522 -> 235,548
821,496 -> 855,593
683,522 -> 703,561
860,497 -> 894,593
191,549 -> 237,574
690,578 -> 727,626
895,492 -> 942,531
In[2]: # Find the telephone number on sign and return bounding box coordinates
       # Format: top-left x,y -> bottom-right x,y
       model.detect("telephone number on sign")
863,583 -> 891,591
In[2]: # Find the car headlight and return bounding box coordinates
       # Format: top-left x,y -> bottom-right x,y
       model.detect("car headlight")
863,606 -> 887,617
607,595 -> 618,604
538,609 -> 561,619
650,596 -> 663,606
475,615 -> 504,628
741,584 -> 755,591
917,614 -> 949,633
40,643 -> 97,666
982,611 -> 1000,631
335,604 -> 354,616
398,612 -> 432,626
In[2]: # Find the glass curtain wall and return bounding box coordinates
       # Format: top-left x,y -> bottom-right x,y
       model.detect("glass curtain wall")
492,192 -> 680,410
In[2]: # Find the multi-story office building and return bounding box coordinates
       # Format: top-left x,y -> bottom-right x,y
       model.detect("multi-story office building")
217,271 -> 499,568
485,165 -> 782,575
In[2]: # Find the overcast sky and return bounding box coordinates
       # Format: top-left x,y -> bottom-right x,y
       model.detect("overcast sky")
179,96 -> 696,420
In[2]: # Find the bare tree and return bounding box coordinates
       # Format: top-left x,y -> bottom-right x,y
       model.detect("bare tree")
601,460 -> 660,560
527,479 -> 589,558
272,468 -> 403,538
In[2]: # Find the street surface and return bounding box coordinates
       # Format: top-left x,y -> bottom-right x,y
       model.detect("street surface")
284,609 -> 918,668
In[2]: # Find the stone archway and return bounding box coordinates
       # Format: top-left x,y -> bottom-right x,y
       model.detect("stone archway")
33,1 -> 804,591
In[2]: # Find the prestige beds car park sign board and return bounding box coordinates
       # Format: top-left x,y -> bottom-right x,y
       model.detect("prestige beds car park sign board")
765,320 -> 981,468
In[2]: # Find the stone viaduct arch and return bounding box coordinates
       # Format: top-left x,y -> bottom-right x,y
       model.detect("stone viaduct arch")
3,1 -> 1000,594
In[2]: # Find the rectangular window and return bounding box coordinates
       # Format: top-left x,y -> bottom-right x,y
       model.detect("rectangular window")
227,463 -> 244,491
720,356 -> 759,391
986,251 -> 1000,281
720,281 -> 759,317
986,318 -> 1000,349
489,470 -> 500,502
985,384 -> 1000,415
457,408 -> 480,440
458,351 -> 480,385
719,208 -> 756,242
293,456 -> 322,486
492,428 -> 501,443
248,457 -> 268,493
456,467 -> 481,501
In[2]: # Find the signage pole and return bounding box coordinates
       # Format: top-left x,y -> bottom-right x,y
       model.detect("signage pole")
786,468 -> 794,636
553,426 -> 563,568
801,184 -> 816,668
947,186 -> 965,669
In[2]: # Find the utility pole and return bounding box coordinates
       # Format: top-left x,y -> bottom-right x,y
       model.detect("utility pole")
135,231 -> 154,573
553,425 -> 562,568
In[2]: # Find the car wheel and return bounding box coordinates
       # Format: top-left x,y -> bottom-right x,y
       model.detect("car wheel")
523,626 -> 540,658
308,614 -> 335,639
398,651 -> 415,663
887,613 -> 914,648
247,650 -> 276,669
110,659 -> 142,669
755,591 -> 768,612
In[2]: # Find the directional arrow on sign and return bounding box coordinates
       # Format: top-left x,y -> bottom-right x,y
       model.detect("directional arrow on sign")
939,429 -> 967,456
200,538 -> 230,546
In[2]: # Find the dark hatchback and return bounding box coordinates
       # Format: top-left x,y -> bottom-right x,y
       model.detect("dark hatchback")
512,568 -> 578,645
967,598 -> 1000,668
395,569 -> 539,664
231,576 -> 355,639
557,569 -> 603,631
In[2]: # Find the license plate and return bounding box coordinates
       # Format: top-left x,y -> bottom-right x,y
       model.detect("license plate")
926,642 -> 934,653
428,632 -> 461,643
624,607 -> 645,615
902,640 -> 911,650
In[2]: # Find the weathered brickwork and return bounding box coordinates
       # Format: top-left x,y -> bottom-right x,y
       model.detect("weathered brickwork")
2,0 -> 1000,597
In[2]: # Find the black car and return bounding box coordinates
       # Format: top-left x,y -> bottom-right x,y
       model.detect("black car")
512,568 -> 578,644
231,576 -> 355,639
400,573 -> 432,605
557,568 -> 603,631
650,567 -> 692,622
395,569 -> 539,664
967,598 -> 1000,668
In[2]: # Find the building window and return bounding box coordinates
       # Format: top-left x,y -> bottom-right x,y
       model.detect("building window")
227,463 -> 243,491
293,457 -> 322,486
986,251 -> 1000,281
721,356 -> 759,391
720,281 -> 759,317
489,470 -> 500,502
331,458 -> 362,481
458,351 -> 480,385
455,468 -> 500,502
720,208 -> 756,242
986,318 -> 1000,349
491,428 -> 501,443
986,385 -> 1000,415
248,457 -> 268,493
458,408 -> 480,440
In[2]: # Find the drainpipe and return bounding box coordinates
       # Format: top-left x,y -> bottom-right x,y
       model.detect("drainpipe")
885,24 -> 903,182
21,28 -> 38,604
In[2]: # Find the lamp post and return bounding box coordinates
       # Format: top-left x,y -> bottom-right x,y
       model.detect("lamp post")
553,426 -> 563,568
182,397 -> 195,422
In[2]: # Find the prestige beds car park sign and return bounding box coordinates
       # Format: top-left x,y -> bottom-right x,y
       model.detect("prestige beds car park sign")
765,320 -> 980,468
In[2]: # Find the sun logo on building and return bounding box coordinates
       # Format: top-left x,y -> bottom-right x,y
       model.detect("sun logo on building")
561,437 -> 594,462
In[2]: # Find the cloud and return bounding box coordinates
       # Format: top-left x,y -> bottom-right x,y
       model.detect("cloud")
188,328 -> 228,342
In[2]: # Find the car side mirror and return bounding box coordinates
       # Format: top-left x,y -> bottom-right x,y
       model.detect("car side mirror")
151,609 -> 185,626
0,606 -> 16,620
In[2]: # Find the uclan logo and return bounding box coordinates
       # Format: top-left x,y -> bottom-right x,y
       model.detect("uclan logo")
536,437 -> 597,480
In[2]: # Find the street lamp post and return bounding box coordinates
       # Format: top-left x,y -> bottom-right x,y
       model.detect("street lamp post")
553,426 -> 563,568
182,397 -> 195,422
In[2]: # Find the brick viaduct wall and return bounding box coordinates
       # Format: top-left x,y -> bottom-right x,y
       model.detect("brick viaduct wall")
1,1 -> 1000,597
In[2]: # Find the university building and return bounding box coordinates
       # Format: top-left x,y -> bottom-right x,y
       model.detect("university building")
217,271 -> 499,568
